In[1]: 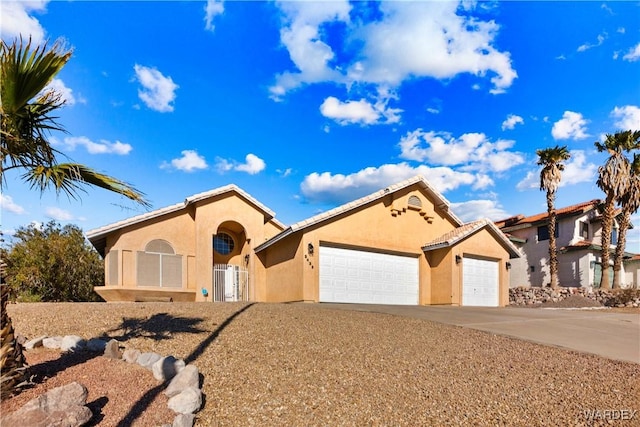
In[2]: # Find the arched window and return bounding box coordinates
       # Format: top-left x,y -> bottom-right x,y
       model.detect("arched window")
213,233 -> 235,255
145,239 -> 175,254
137,239 -> 181,288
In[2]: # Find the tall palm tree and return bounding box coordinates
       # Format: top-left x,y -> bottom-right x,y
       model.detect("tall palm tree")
1,38 -> 149,398
613,153 -> 640,288
594,130 -> 640,289
537,145 -> 570,289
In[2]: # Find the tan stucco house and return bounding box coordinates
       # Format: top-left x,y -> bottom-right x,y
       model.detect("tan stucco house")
87,176 -> 520,307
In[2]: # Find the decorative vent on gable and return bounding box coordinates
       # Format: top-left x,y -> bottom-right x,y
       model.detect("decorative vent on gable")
408,195 -> 422,209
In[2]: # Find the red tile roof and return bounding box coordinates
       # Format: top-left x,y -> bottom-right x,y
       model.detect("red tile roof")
497,199 -> 601,229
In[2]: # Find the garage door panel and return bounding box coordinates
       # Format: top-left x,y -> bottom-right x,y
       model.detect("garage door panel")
462,257 -> 499,307
320,246 -> 418,305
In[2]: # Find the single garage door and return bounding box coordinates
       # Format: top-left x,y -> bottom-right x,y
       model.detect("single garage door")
462,257 -> 499,307
319,246 -> 419,305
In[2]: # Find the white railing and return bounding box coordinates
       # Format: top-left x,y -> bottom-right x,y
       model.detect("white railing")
213,264 -> 249,302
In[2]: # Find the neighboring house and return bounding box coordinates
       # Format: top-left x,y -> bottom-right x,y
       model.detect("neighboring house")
87,176 -> 520,307
625,255 -> 640,289
496,200 -> 638,288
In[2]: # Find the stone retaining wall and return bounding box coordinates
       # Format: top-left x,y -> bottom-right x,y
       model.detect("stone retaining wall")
509,286 -> 640,308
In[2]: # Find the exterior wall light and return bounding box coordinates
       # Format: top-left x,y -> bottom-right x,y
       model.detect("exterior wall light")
455,255 -> 462,264
308,243 -> 314,255
244,254 -> 250,265
201,288 -> 209,298
506,262 -> 512,270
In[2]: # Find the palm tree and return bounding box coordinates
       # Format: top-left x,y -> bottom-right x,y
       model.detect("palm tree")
613,153 -> 640,288
537,145 -> 570,289
594,131 -> 640,289
1,38 -> 149,398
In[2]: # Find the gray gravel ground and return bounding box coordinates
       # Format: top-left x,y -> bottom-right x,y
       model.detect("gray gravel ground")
7,302 -> 640,426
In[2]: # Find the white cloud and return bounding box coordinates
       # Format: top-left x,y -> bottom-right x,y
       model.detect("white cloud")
162,150 -> 208,172
300,163 -> 477,205
236,154 -> 266,175
133,64 -> 179,112
622,43 -> 640,62
398,130 -> 524,173
426,107 -> 440,114
56,136 -> 132,155
45,207 -> 74,221
269,1 -> 352,100
320,97 -> 379,125
276,168 -> 293,177
215,153 -> 266,175
348,2 -> 517,95
271,1 -> 516,99
450,199 -> 509,222
319,95 -> 401,125
204,0 -> 224,31
516,150 -> 596,191
551,111 -> 590,140
0,195 -> 26,215
561,150 -> 598,186
0,1 -> 48,45
577,32 -> 606,52
501,114 -> 524,130
611,105 -> 640,131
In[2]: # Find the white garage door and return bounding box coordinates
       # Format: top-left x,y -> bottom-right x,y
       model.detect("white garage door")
319,246 -> 419,305
462,257 -> 499,307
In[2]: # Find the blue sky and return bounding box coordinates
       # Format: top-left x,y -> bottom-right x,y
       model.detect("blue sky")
1,1 -> 639,249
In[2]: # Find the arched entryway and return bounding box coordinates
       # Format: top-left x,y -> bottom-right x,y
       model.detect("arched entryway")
212,221 -> 250,302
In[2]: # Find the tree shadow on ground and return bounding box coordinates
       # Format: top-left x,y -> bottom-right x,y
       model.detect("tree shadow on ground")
115,303 -> 255,427
104,313 -> 206,342
23,349 -> 99,389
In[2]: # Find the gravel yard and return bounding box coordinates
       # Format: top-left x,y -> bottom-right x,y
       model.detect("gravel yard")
3,302 -> 639,426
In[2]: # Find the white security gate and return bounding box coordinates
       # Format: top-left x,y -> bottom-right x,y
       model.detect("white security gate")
213,264 -> 249,302
462,257 -> 499,307
319,246 -> 419,305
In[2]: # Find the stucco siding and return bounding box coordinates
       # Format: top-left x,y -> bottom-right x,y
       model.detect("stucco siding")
557,252 -> 585,287
262,233 -> 304,302
426,248 -> 452,305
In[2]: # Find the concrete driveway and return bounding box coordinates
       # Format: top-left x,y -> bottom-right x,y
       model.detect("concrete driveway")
317,304 -> 640,364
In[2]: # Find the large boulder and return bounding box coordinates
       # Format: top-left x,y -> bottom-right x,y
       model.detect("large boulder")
152,356 -> 185,382
0,382 -> 92,427
165,365 -> 200,398
167,387 -> 202,414
137,352 -> 162,370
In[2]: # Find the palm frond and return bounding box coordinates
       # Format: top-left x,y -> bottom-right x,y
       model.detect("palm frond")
22,163 -> 151,208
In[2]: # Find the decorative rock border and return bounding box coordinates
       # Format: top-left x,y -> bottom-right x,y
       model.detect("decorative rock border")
509,286 -> 640,307
11,335 -> 203,427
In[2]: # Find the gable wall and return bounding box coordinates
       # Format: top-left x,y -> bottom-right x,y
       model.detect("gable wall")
193,194 -> 282,301
427,229 -> 511,306
261,186 -> 459,303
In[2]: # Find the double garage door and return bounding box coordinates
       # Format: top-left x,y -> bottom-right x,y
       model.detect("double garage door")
319,246 -> 419,305
319,247 -> 499,307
